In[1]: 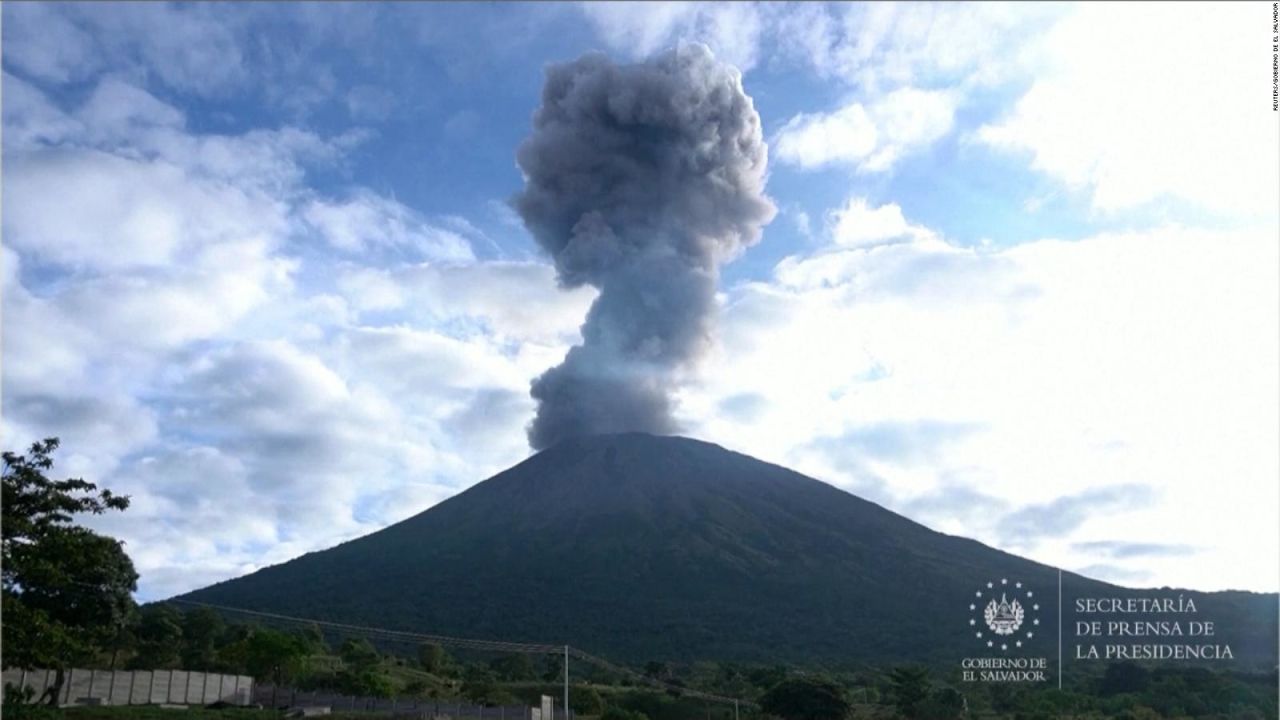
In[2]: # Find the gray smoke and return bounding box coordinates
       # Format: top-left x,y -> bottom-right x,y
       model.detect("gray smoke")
515,44 -> 776,450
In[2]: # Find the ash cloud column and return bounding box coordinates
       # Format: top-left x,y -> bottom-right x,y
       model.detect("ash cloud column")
514,44 -> 776,450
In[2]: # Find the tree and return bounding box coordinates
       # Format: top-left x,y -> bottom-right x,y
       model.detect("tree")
419,642 -> 450,674
244,628 -> 309,685
759,676 -> 851,720
570,686 -> 605,715
490,653 -> 535,681
460,665 -> 515,705
127,605 -> 183,669
886,666 -> 931,718
2,439 -> 137,704
104,607 -> 140,670
542,655 -> 564,682
301,623 -> 329,654
601,707 -> 650,720
339,637 -> 380,670
1100,661 -> 1150,696
337,668 -> 396,698
916,687 -> 966,720
180,607 -> 226,671
644,661 -> 672,680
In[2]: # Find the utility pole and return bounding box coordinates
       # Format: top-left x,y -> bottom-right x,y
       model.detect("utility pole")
563,645 -> 570,720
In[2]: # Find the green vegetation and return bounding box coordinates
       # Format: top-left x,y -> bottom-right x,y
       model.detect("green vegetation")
3,439 -> 138,704
759,676 -> 852,720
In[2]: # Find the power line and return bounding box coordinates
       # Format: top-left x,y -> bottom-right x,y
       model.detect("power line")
168,599 -> 753,708
567,646 -> 749,706
169,600 -> 561,654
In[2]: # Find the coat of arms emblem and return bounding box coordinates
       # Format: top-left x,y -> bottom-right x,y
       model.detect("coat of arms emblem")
969,578 -> 1040,651
984,593 -> 1024,635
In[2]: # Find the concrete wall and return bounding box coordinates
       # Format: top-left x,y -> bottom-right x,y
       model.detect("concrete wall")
1,668 -> 254,707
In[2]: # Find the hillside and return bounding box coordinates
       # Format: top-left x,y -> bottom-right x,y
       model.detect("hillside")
178,433 -> 1277,667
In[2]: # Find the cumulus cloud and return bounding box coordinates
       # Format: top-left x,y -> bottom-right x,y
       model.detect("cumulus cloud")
829,197 -> 933,247
1074,564 -> 1151,586
977,3 -> 1278,217
1071,541 -> 1198,560
679,198 -> 1279,592
3,3 -> 248,95
338,261 -> 595,344
996,484 -> 1156,549
774,87 -> 955,172
303,192 -> 475,261
0,74 -> 581,599
579,2 -> 765,72
774,3 -> 1062,92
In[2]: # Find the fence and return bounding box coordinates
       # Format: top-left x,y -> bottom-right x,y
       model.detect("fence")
1,668 -> 254,707
253,684 -> 573,719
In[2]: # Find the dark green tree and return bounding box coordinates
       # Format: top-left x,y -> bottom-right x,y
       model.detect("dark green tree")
460,665 -> 515,705
916,687 -> 966,720
759,676 -> 851,720
104,607 -> 139,670
301,623 -> 329,654
490,653 -> 536,681
570,686 -> 605,715
418,642 -> 450,674
746,665 -> 788,692
542,655 -> 564,683
337,668 -> 397,698
244,628 -> 310,685
644,661 -> 672,680
886,665 -> 931,718
127,604 -> 183,669
601,708 -> 650,720
180,607 -> 226,670
339,637 -> 380,669
1099,661 -> 1151,696
2,438 -> 137,704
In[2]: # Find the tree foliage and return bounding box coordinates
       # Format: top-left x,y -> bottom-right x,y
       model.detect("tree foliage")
127,605 -> 183,670
759,676 -> 851,720
245,628 -> 311,684
1,438 -> 137,678
419,642 -> 450,674
180,607 -> 227,671
339,637 -> 380,670
490,653 -> 536,681
885,665 -> 931,718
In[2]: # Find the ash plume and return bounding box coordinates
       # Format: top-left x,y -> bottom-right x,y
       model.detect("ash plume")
515,44 -> 776,451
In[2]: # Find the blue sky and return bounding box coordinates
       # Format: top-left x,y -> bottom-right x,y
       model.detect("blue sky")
2,2 -> 1277,599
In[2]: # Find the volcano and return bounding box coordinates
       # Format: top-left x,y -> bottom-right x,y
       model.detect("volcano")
178,433 -> 1277,666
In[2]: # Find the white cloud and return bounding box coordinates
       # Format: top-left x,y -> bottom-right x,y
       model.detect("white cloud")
303,192 -> 475,262
75,4 -> 249,96
1,4 -> 103,83
4,148 -> 289,271
2,73 -> 86,149
78,76 -> 187,137
978,3 -> 1279,217
0,77 -> 586,599
774,87 -> 955,172
829,197 -> 932,247
775,3 -> 1062,94
579,2 -> 765,71
682,204 -> 1279,592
